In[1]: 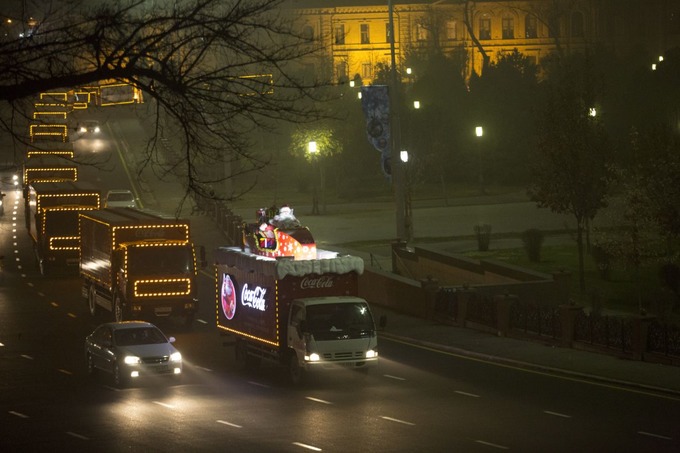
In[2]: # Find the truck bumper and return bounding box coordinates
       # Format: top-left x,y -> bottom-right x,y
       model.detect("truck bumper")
129,298 -> 199,318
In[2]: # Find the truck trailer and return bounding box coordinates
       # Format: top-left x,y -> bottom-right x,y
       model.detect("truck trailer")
79,208 -> 204,325
215,246 -> 379,384
26,181 -> 100,276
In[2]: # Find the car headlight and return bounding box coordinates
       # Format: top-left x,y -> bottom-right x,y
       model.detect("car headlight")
170,352 -> 182,362
365,349 -> 378,359
94,126 -> 100,133
124,355 -> 141,365
79,126 -> 86,133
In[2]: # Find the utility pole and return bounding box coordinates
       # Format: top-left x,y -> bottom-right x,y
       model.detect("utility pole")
388,0 -> 410,242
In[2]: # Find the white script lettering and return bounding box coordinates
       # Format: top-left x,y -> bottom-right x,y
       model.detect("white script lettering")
241,283 -> 267,311
300,276 -> 334,289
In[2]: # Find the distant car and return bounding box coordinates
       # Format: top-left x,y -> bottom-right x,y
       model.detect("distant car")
85,321 -> 182,387
104,189 -> 137,208
76,120 -> 101,136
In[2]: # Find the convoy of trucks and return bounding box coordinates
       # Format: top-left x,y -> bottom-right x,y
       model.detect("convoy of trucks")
215,209 -> 379,384
79,208 -> 204,325
26,181 -> 101,275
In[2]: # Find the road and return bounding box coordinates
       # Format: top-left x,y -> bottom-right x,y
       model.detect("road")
0,109 -> 679,452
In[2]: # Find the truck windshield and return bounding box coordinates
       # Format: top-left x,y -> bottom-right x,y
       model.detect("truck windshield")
44,210 -> 79,235
305,302 -> 375,340
127,245 -> 194,275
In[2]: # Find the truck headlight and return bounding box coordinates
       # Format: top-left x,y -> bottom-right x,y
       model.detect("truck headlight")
305,352 -> 320,362
124,355 -> 141,365
94,126 -> 100,133
170,352 -> 182,362
365,349 -> 378,359
79,126 -> 87,133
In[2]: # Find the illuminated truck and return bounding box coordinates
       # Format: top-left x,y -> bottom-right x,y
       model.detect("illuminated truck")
26,181 -> 100,276
23,155 -> 78,197
215,246 -> 380,385
79,208 -> 204,325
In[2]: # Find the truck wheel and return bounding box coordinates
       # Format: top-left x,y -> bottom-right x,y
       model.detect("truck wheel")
113,296 -> 124,322
184,313 -> 195,328
88,285 -> 99,316
288,352 -> 304,385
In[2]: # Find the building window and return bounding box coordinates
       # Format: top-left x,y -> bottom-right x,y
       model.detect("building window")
502,17 -> 514,39
361,62 -> 372,79
446,20 -> 457,40
361,24 -> 370,44
335,24 -> 345,45
479,18 -> 491,40
416,23 -> 428,41
571,11 -> 584,38
301,25 -> 314,41
336,62 -> 348,83
525,14 -> 537,38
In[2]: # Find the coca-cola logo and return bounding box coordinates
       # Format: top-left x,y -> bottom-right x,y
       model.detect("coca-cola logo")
241,283 -> 267,311
300,276 -> 334,289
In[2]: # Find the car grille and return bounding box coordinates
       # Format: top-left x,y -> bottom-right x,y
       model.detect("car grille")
322,351 -> 364,360
142,356 -> 169,364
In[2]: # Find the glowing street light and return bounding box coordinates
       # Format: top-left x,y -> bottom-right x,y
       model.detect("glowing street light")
475,126 -> 485,194
475,126 -> 484,137
400,150 -> 409,163
307,141 -> 317,154
413,100 -> 421,109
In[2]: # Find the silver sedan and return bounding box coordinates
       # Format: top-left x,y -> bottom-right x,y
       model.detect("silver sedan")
85,321 -> 182,387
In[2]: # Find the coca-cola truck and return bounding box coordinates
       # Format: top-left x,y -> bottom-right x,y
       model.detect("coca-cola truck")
215,246 -> 380,384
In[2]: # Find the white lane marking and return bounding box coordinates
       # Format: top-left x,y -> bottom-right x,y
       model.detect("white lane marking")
27,282 -> 33,287
196,318 -> 208,324
17,265 -> 22,270
638,431 -> 672,440
0,342 -> 4,347
194,365 -> 213,372
455,390 -> 480,398
66,431 -> 89,440
248,381 -> 271,388
383,374 -> 406,381
21,355 -> 33,360
37,292 -> 45,297
9,411 -> 29,418
51,302 -> 58,307
292,442 -> 322,451
544,410 -> 571,418
216,420 -> 242,428
153,401 -> 175,409
305,396 -> 333,405
475,440 -> 509,449
67,313 -> 77,318
380,416 -> 415,426
58,369 -> 73,375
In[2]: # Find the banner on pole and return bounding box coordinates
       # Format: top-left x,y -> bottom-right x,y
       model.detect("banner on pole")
360,85 -> 391,177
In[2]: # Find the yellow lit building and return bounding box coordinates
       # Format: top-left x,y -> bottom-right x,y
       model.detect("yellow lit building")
287,0 -> 680,84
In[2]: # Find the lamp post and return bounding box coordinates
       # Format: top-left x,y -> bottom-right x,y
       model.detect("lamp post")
307,141 -> 320,214
475,126 -> 485,195
388,0 -> 408,243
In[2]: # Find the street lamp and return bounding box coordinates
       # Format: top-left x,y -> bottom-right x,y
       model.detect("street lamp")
475,126 -> 485,195
413,100 -> 420,109
308,141 -> 320,214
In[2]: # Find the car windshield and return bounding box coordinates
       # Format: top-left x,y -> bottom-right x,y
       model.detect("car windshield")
114,327 -> 166,346
108,192 -> 133,202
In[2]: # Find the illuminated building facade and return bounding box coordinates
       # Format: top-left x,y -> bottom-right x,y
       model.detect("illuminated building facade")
287,0 -> 680,84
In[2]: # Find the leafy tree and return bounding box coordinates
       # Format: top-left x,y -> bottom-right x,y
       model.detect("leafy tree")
288,126 -> 342,214
0,0 -> 327,214
528,53 -> 612,293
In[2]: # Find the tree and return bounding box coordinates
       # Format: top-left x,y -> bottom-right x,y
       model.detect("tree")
288,126 -> 342,214
528,52 -> 612,293
0,0 -> 328,214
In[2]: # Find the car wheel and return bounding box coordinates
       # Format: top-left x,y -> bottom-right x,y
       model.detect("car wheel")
288,352 -> 304,386
113,362 -> 127,388
86,353 -> 97,377
113,295 -> 124,322
88,285 -> 98,316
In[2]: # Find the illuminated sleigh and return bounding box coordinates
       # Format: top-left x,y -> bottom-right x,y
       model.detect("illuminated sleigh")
242,222 -> 317,261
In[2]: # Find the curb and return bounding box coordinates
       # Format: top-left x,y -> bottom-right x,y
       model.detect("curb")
378,331 -> 680,399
